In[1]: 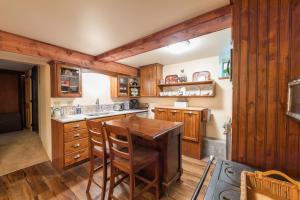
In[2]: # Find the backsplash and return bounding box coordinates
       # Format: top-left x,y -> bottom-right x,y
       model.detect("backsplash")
51,104 -> 115,116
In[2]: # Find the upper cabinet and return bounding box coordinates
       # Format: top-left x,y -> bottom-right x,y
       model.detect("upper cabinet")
50,61 -> 82,97
140,63 -> 163,97
110,76 -> 140,98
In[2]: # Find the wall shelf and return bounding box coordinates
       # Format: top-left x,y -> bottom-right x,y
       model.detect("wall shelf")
158,80 -> 214,87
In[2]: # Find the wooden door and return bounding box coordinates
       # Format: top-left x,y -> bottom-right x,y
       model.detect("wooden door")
25,70 -> 32,130
154,108 -> 167,120
167,109 -> 183,122
182,111 -> 200,142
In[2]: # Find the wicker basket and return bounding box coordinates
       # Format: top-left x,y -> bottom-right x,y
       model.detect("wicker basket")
241,170 -> 300,200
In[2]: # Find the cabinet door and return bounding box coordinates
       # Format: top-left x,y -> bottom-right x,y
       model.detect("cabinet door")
140,64 -> 162,97
182,111 -> 200,142
118,76 -> 129,97
154,108 -> 168,120
167,109 -> 183,122
51,62 -> 82,97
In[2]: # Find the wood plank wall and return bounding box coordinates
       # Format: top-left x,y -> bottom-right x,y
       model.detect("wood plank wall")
0,73 -> 19,113
232,0 -> 300,178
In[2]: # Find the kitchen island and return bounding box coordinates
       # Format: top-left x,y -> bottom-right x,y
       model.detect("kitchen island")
51,109 -> 148,171
105,116 -> 183,194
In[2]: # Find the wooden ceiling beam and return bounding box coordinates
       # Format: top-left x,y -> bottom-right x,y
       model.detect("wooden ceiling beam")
95,5 -> 232,62
0,31 -> 138,76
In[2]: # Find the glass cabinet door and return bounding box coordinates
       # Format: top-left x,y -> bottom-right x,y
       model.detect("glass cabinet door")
118,76 -> 129,96
58,65 -> 81,97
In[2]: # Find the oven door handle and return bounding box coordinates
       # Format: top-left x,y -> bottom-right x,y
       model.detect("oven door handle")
191,155 -> 215,200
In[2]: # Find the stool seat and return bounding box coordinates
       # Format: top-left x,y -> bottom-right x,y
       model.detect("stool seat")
113,145 -> 158,172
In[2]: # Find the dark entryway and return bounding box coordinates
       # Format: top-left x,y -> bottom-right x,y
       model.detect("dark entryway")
0,60 -> 38,133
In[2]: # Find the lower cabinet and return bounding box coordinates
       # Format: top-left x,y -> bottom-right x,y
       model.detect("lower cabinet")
153,107 -> 207,159
51,114 -> 126,171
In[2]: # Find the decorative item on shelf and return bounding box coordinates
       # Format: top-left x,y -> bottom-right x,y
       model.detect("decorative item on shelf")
129,78 -> 139,97
130,87 -> 139,96
165,75 -> 179,84
178,69 -> 187,82
160,78 -> 165,85
192,71 -> 211,82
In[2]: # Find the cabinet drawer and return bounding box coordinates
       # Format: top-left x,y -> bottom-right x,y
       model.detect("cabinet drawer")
92,114 -> 126,122
64,138 -> 89,155
64,129 -> 88,142
64,121 -> 87,132
64,148 -> 89,167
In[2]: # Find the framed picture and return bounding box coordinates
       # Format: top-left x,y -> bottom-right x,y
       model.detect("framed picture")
192,71 -> 211,82
165,75 -> 179,84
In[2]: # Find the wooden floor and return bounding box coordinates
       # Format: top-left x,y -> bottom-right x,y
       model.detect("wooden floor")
0,156 -> 213,200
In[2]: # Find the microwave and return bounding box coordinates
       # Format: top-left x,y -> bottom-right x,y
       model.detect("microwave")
287,77 -> 300,121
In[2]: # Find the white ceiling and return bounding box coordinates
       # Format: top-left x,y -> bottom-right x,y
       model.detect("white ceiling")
0,60 -> 35,71
119,28 -> 231,67
0,0 -> 229,56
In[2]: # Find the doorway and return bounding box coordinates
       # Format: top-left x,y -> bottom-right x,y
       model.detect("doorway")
0,60 -> 48,176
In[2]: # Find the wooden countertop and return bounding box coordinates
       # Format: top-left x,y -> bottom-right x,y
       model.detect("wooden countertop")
154,106 -> 208,111
105,116 -> 183,140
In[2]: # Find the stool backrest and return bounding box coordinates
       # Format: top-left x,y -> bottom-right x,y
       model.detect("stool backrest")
86,120 -> 107,156
105,124 -> 133,167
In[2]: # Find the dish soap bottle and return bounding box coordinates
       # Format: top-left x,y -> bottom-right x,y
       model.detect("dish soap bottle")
75,104 -> 82,114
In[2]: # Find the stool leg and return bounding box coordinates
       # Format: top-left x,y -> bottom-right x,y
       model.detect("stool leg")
86,155 -> 95,193
155,159 -> 160,200
101,157 -> 107,200
108,165 -> 116,200
129,173 -> 135,200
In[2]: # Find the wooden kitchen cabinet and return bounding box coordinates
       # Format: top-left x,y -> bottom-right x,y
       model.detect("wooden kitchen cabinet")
182,111 -> 200,142
154,108 -> 168,120
153,107 -> 207,159
50,61 -> 82,97
167,109 -> 183,122
52,114 -> 126,171
110,76 -> 140,98
140,63 -> 163,97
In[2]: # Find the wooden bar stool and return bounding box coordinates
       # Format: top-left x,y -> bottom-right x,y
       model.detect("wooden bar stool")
105,123 -> 160,200
86,120 -> 110,200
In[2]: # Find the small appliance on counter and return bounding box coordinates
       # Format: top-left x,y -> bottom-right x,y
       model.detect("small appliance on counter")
113,102 -> 124,111
123,101 -> 130,110
174,98 -> 189,108
129,99 -> 139,109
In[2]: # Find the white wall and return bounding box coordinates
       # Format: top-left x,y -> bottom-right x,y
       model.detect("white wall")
51,73 -> 115,106
140,56 -> 232,140
38,64 -> 52,159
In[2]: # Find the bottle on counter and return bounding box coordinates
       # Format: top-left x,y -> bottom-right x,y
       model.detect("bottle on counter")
75,104 -> 82,114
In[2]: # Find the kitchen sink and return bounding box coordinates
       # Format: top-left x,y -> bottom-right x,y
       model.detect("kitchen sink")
85,112 -> 112,117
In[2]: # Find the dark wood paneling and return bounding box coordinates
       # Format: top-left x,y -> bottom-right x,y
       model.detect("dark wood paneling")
95,5 -> 232,62
0,73 -> 19,113
232,0 -> 300,178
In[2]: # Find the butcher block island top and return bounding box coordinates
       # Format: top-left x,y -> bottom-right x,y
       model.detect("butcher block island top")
106,116 -> 184,195
105,116 -> 183,140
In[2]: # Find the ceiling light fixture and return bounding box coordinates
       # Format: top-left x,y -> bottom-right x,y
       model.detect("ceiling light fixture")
165,40 -> 192,54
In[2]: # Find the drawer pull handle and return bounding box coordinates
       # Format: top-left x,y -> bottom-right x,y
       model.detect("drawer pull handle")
74,154 -> 81,159
171,111 -> 177,113
73,144 -> 80,148
74,133 -> 80,137
188,112 -> 193,115
73,124 -> 80,128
